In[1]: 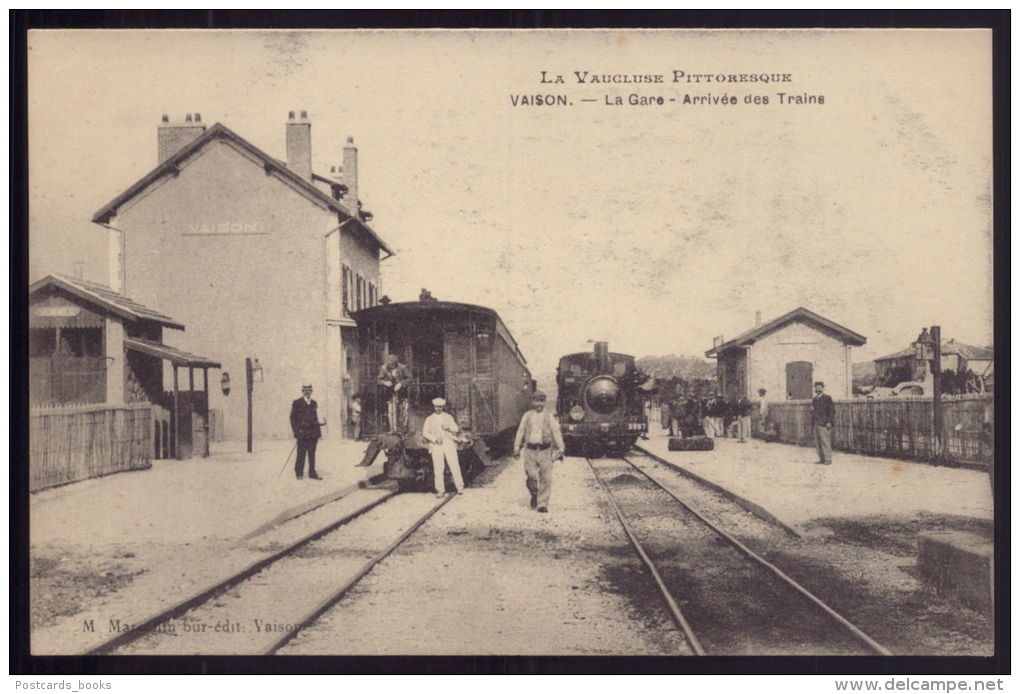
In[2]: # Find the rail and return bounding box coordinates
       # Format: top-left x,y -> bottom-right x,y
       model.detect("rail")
619,451 -> 892,656
585,457 -> 704,655
84,489 -> 398,655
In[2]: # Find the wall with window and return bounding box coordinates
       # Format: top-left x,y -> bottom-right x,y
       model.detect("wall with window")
340,224 -> 381,316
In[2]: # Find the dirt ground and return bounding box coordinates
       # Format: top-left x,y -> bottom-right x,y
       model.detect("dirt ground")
29,448 -> 994,656
283,456 -> 689,655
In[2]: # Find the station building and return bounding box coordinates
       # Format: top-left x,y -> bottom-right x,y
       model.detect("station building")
29,273 -> 220,459
91,112 -> 394,440
705,307 -> 866,401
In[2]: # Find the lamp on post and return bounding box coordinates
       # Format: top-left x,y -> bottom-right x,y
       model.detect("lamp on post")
912,326 -> 943,462
245,358 -> 263,453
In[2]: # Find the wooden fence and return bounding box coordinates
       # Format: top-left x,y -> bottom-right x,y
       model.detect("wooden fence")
764,393 -> 993,468
30,402 -> 153,492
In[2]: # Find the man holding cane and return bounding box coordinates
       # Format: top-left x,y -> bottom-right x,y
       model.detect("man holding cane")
290,382 -> 326,480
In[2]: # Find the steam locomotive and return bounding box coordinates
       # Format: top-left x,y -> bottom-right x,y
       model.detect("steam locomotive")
555,342 -> 651,456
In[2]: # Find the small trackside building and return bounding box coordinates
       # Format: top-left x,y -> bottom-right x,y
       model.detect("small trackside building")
91,112 -> 394,441
705,307 -> 867,401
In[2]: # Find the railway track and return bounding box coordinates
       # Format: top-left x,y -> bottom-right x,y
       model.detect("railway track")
84,488 -> 455,655
585,454 -> 892,656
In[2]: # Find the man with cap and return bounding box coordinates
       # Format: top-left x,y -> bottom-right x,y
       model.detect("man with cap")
290,382 -> 325,480
513,391 -> 565,513
811,381 -> 835,465
422,397 -> 464,496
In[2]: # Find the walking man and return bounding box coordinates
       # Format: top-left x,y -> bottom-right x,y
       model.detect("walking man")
290,382 -> 325,480
377,354 -> 412,431
812,381 -> 835,465
422,397 -> 464,497
514,391 -> 565,513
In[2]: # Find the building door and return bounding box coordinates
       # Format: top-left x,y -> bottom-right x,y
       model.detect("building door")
786,361 -> 813,400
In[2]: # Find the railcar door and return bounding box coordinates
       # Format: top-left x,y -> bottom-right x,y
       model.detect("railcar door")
444,322 -> 473,429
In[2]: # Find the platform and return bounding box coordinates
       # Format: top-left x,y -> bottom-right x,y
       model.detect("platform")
917,531 -> 994,613
637,430 -> 993,533
30,437 -> 384,546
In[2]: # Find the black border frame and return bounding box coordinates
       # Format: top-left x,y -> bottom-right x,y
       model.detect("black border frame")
10,9 -> 1010,676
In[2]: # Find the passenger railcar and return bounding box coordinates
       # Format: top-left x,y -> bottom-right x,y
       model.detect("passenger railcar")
354,296 -> 533,489
556,342 -> 650,456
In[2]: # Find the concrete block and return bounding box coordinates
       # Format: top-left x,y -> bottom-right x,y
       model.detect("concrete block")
917,531 -> 993,614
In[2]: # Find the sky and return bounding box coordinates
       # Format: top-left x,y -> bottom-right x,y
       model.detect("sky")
27,29 -> 994,377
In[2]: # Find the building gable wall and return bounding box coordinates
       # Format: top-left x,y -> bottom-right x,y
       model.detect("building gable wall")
114,139 -> 341,439
746,319 -> 852,400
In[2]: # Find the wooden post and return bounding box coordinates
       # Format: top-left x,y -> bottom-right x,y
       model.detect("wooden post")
203,368 -> 210,456
931,325 -> 944,463
246,357 -> 253,453
172,365 -> 180,460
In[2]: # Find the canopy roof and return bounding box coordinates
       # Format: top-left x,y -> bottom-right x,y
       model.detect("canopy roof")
124,337 -> 221,368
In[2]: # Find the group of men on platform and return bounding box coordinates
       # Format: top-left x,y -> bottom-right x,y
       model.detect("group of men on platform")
656,382 -> 835,464
659,392 -> 765,443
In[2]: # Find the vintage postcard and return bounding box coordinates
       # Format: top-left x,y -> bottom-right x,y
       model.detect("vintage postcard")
23,27 -> 997,668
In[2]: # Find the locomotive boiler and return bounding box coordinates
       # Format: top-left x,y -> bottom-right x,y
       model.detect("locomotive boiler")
354,295 -> 534,490
556,341 -> 651,456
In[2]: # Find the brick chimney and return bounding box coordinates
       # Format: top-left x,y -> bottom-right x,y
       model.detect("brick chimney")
343,136 -> 359,217
286,110 -> 312,181
755,310 -> 762,327
158,113 -> 206,164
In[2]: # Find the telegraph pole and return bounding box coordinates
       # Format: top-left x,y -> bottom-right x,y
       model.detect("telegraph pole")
931,325 -> 944,463
246,357 -> 254,453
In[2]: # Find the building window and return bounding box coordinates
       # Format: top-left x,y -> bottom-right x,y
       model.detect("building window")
342,265 -> 351,315
356,275 -> 364,310
369,282 -> 376,307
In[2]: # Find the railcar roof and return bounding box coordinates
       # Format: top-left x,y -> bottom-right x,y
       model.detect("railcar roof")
355,300 -> 496,320
354,300 -> 527,365
559,351 -> 635,362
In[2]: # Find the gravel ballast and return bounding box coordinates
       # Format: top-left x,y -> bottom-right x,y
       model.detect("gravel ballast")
283,455 -> 689,655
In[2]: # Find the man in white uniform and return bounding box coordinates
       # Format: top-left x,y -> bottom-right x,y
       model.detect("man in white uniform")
513,391 -> 565,513
422,397 -> 464,497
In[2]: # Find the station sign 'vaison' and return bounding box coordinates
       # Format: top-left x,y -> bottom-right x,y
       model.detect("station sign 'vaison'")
184,222 -> 259,236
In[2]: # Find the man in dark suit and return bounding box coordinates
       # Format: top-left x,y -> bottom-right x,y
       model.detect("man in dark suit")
290,382 -> 325,480
811,381 -> 835,465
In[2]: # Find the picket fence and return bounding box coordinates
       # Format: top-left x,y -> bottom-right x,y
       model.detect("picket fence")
29,402 -> 153,492
764,393 -> 993,468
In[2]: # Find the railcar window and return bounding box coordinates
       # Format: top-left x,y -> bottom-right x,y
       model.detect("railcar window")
475,331 -> 492,374
613,361 -> 628,377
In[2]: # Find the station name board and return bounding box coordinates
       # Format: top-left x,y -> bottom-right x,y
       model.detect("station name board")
185,222 -> 259,236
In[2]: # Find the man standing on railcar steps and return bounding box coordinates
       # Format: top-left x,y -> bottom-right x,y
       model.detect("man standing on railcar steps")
422,397 -> 465,497
514,391 -> 565,513
377,353 -> 412,431
811,381 -> 835,465
290,382 -> 325,480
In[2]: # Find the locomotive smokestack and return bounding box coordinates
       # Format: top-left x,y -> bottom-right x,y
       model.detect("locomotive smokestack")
594,341 -> 610,374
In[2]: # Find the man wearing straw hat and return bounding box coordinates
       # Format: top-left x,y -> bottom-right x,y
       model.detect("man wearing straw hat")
513,391 -> 565,513
422,397 -> 465,497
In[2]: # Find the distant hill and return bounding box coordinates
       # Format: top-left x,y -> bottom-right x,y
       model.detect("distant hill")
853,361 -> 877,379
636,354 -> 716,381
